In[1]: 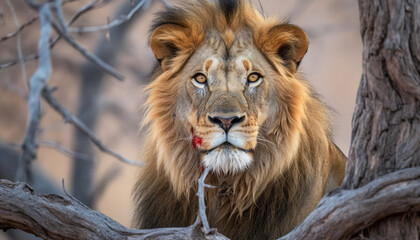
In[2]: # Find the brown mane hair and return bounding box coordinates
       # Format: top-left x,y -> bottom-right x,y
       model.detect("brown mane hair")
133,0 -> 346,239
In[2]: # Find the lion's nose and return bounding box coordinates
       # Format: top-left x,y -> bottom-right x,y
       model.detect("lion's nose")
208,115 -> 245,132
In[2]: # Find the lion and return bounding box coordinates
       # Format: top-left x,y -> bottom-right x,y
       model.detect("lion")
132,0 -> 346,239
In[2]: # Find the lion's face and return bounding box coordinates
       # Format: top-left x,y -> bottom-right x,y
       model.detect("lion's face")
147,4 -> 309,176
175,30 -> 275,174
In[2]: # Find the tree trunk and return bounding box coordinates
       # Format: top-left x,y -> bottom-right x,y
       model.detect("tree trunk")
343,0 -> 420,238
71,0 -> 150,207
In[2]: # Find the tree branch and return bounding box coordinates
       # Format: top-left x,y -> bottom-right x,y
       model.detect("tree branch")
51,0 -> 124,81
4,0 -> 28,92
68,0 -> 149,33
0,0 -> 104,70
278,167 -> 420,240
37,140 -> 94,162
197,167 -> 216,234
0,177 -> 228,240
3,167 -> 419,240
42,87 -> 144,167
16,2 -> 53,182
0,16 -> 38,43
0,0 -> 80,44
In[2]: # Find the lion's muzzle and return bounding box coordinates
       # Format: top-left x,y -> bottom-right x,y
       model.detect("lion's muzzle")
195,94 -> 257,174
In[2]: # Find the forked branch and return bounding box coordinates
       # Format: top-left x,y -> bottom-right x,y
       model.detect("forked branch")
1,167 -> 419,240
0,168 -> 228,240
42,87 -> 144,167
278,167 -> 420,240
16,2 -> 52,182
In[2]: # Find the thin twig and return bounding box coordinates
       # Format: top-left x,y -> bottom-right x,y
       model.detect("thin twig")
49,0 -> 100,49
0,0 -> 79,44
0,0 -> 103,70
42,87 -> 144,166
16,2 -> 53,182
0,17 -> 37,43
37,140 -> 94,162
61,179 -> 88,207
197,167 -> 213,234
68,0 -> 148,33
52,0 -> 124,80
5,0 -> 28,92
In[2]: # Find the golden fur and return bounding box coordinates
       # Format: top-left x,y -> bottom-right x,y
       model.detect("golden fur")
133,1 -> 346,239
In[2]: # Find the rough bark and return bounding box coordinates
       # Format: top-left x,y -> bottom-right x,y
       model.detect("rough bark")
1,168 -> 419,240
342,0 -> 420,238
0,142 -> 57,240
278,167 -> 420,240
0,180 -> 228,240
344,0 -> 420,189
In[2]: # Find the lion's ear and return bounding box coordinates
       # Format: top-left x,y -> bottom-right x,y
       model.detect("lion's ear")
150,24 -> 189,71
259,24 -> 309,73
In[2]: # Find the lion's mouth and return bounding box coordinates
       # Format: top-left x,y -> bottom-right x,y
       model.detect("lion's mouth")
201,142 -> 252,155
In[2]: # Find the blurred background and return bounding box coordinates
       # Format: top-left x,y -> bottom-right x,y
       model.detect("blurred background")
0,0 -> 361,239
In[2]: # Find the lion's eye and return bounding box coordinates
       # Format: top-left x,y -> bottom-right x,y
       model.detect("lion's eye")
247,73 -> 262,87
247,73 -> 260,82
193,73 -> 207,84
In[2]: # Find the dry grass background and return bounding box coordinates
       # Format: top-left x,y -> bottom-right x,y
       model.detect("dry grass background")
0,0 -> 360,236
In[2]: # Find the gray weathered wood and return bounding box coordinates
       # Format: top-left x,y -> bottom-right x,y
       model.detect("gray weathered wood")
278,167 -> 420,240
0,179 -> 228,240
343,0 -> 420,190
342,0 -> 420,238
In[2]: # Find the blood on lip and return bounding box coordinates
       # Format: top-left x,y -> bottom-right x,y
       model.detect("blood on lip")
192,135 -> 203,150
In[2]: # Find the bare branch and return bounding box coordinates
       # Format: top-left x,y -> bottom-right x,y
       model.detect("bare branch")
5,0 -> 28,92
68,0 -> 149,33
37,140 -> 94,162
0,179 -> 229,240
1,167 -> 418,239
42,87 -> 144,167
278,167 -> 420,240
0,0 -> 104,70
61,178 -> 86,206
51,0 -> 124,80
197,167 -> 214,234
0,0 -> 80,44
16,2 -> 53,182
0,17 -> 37,43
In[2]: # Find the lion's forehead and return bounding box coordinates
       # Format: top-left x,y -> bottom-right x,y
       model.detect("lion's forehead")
194,37 -> 265,91
200,58 -> 248,90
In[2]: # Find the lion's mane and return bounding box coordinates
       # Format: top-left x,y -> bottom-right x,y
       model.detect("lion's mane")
133,1 -> 346,239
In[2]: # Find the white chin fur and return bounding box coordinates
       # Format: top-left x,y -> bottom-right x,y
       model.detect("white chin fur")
202,147 -> 252,174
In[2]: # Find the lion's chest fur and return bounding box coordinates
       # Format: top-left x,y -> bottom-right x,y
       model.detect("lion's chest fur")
133,153 -> 330,240
205,180 -> 304,239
